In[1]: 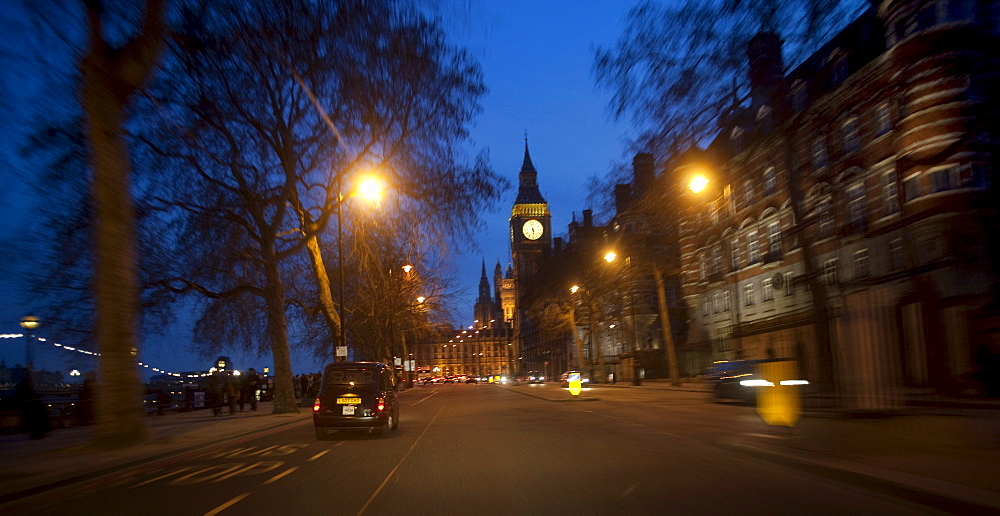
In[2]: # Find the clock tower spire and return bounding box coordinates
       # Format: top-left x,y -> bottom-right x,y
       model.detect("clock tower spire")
510,137 -> 551,376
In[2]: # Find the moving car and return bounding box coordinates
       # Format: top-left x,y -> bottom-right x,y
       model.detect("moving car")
707,359 -> 809,404
313,362 -> 399,439
526,371 -> 545,384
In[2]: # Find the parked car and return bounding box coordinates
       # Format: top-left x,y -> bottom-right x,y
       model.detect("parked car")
313,362 -> 399,439
526,371 -> 545,384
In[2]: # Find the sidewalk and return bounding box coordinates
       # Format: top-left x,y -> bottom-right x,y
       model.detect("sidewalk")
503,381 -> 1000,513
0,401 -> 312,505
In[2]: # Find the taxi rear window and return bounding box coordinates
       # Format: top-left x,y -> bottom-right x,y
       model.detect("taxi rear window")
324,368 -> 376,385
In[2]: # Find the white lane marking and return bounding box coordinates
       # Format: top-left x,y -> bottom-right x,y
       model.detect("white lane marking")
263,466 -> 299,485
131,466 -> 194,488
409,390 -> 439,406
356,405 -> 444,516
204,492 -> 250,516
308,449 -> 330,461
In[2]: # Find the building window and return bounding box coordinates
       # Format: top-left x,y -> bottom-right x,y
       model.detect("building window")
713,293 -> 720,313
767,220 -> 782,256
882,170 -> 899,215
785,272 -> 795,296
824,258 -> 839,286
747,230 -> 760,264
846,183 -> 867,230
731,126 -> 745,152
702,296 -> 710,316
744,283 -> 755,306
744,178 -> 755,205
903,175 -> 919,202
762,278 -> 774,301
791,83 -> 807,112
730,238 -> 741,271
700,253 -> 707,281
812,137 -> 828,170
757,105 -> 773,132
818,198 -> 834,239
723,290 -> 731,312
713,246 -> 723,275
842,117 -> 861,154
853,249 -> 870,279
763,166 -> 777,196
932,166 -> 952,192
831,55 -> 849,86
875,102 -> 892,136
889,238 -> 905,270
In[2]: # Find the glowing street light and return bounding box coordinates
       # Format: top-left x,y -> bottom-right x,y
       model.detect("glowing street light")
19,315 -> 40,370
604,251 -> 617,263
688,173 -> 709,193
335,172 -> 386,361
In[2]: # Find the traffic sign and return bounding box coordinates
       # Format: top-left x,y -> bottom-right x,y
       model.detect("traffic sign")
568,372 -> 582,396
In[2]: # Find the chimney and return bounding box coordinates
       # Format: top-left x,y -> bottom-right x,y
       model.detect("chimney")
632,153 -> 654,196
747,32 -> 784,110
582,209 -> 593,227
614,184 -> 632,214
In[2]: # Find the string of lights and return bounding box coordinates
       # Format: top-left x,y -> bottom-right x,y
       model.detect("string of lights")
0,333 -> 210,378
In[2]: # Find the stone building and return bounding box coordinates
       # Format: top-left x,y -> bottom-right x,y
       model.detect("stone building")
673,0 -> 999,408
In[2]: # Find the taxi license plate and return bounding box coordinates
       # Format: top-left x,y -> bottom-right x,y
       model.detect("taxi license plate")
337,397 -> 361,404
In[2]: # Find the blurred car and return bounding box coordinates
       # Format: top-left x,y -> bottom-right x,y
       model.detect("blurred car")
707,359 -> 809,404
560,370 -> 590,387
465,375 -> 478,384
313,362 -> 399,439
526,371 -> 545,384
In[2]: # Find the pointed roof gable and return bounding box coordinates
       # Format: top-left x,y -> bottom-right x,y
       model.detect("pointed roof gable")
514,140 -> 547,205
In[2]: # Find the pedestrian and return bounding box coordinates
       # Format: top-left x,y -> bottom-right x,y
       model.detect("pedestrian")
239,372 -> 248,411
14,374 -> 50,439
207,370 -> 224,416
156,389 -> 170,415
245,368 -> 260,411
224,371 -> 238,415
77,372 -> 96,426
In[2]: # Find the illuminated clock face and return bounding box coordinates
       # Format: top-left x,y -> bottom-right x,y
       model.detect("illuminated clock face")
522,219 -> 544,240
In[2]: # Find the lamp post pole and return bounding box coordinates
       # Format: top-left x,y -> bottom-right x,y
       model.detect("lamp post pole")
336,177 -> 347,362
20,315 -> 40,372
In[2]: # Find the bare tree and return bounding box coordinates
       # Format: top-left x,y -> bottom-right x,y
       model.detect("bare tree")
138,0 -> 504,412
79,0 -> 167,447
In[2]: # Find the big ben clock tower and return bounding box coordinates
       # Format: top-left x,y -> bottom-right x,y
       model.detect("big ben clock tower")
510,140 -> 551,374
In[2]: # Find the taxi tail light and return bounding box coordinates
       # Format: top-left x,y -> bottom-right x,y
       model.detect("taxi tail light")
312,398 -> 321,412
376,397 -> 386,412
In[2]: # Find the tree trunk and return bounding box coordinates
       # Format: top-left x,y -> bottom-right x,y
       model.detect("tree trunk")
80,0 -> 168,448
84,90 -> 147,447
261,239 -> 299,414
652,268 -> 681,385
303,232 -> 342,351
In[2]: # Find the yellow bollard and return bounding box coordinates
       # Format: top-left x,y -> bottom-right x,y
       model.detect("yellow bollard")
755,360 -> 802,427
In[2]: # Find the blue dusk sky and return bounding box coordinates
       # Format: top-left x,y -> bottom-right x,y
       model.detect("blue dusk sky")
0,1 -> 640,377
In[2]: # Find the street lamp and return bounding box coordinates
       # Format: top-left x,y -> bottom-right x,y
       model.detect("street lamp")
19,315 -> 40,371
335,173 -> 386,361
604,254 -> 643,385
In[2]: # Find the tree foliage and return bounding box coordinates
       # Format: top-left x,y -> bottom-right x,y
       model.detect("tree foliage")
593,0 -> 865,158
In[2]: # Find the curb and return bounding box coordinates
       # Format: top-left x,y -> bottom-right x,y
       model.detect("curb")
502,386 -> 600,402
719,437 -> 1000,514
0,412 -> 311,508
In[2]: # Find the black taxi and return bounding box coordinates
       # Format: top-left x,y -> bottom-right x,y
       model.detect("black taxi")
312,362 -> 399,439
